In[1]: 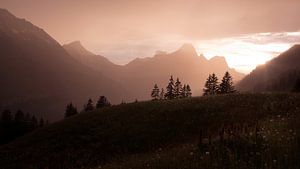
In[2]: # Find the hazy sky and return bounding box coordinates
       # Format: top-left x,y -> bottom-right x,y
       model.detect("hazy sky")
1,0 -> 300,73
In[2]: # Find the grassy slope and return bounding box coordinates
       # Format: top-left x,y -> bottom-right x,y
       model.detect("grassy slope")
0,93 -> 299,169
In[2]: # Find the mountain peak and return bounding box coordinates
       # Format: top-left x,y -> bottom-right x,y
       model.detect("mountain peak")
209,56 -> 228,67
179,43 -> 196,51
0,8 -> 20,23
63,41 -> 95,56
174,43 -> 198,57
66,41 -> 84,48
0,8 -> 12,16
210,56 -> 226,62
63,41 -> 116,67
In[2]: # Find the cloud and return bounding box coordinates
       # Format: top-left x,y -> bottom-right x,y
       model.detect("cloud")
195,32 -> 300,73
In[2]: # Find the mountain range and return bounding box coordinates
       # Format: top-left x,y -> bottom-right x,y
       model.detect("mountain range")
7,8 -> 297,121
0,9 -> 128,121
64,42 -> 244,100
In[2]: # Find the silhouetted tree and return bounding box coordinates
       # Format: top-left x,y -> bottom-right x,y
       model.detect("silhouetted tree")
65,103 -> 78,118
84,99 -> 94,112
1,109 -> 47,145
165,76 -> 175,99
203,74 -> 212,95
186,84 -> 192,97
203,73 -> 219,96
14,110 -> 25,123
1,110 -> 13,144
1,109 -> 12,127
219,71 -> 236,94
14,110 -> 27,134
39,118 -> 44,127
31,115 -> 38,128
160,88 -> 165,100
151,84 -> 160,100
174,78 -> 183,98
181,84 -> 187,98
96,96 -> 111,108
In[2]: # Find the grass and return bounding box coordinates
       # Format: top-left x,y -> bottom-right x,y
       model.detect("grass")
0,93 -> 299,169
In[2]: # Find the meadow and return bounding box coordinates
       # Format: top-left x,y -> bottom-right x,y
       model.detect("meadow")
0,93 -> 299,169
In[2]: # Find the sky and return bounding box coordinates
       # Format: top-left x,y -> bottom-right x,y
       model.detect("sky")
1,0 -> 300,73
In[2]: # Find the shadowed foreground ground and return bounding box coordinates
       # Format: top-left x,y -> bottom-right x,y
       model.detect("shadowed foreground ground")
0,93 -> 299,169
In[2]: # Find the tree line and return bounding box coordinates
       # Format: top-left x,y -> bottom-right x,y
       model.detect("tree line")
151,76 -> 192,100
0,109 -> 46,144
151,72 -> 236,100
203,71 -> 236,96
64,72 -> 236,118
65,95 -> 111,118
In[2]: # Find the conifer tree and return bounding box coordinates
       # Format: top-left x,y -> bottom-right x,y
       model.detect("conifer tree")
84,99 -> 94,112
174,78 -> 183,99
14,110 -> 26,135
181,84 -> 187,98
96,96 -> 111,108
210,73 -> 219,94
65,103 -> 78,118
186,84 -> 192,97
203,73 -> 219,95
1,109 -> 12,127
31,115 -> 38,128
203,74 -> 212,96
14,110 -> 25,123
219,71 -> 236,94
151,84 -> 160,100
39,118 -> 44,127
165,76 -> 175,99
160,88 -> 165,100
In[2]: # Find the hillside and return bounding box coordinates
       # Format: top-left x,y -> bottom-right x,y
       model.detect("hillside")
0,93 -> 299,169
237,45 -> 300,92
64,42 -> 245,99
0,9 -> 128,121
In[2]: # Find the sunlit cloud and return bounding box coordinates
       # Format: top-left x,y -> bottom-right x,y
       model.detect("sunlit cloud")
195,32 -> 300,73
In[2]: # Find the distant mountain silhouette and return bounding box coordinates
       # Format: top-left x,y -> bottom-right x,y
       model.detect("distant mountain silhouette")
64,42 -> 244,100
0,9 -> 128,121
63,41 -> 122,77
237,45 -> 300,92
0,9 -> 244,121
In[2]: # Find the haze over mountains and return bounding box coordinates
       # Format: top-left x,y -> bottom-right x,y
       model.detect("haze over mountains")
237,45 -> 300,92
0,9 -> 128,120
3,8 -> 289,121
64,42 -> 244,100
1,2 -> 300,169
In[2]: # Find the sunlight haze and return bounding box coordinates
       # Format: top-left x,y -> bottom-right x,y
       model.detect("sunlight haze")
1,0 -> 300,73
